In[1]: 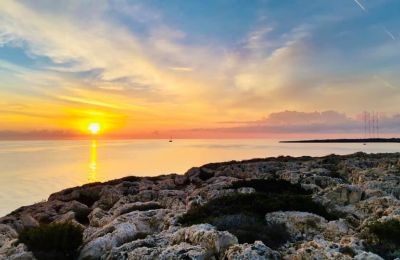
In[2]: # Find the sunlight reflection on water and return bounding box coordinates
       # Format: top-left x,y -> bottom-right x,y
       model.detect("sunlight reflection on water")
88,140 -> 98,183
0,139 -> 399,216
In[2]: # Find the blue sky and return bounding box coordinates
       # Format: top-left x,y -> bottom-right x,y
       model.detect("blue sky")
0,0 -> 399,138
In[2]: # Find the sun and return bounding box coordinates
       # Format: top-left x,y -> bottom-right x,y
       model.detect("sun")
88,123 -> 101,135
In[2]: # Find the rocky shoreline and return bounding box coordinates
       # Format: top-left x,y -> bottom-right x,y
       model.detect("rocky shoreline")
1,152 -> 400,259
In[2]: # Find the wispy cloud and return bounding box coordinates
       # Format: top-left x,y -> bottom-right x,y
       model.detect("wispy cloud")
168,67 -> 193,72
383,27 -> 396,41
55,95 -> 122,109
0,1 -> 399,137
353,0 -> 366,12
373,75 -> 396,89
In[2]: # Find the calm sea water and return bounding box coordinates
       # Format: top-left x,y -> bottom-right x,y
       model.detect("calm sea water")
0,139 -> 399,216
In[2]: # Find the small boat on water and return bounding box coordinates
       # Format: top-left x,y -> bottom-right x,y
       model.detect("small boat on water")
169,137 -> 173,142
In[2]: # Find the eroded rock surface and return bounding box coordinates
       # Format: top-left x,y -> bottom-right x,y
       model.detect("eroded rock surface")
1,152 -> 400,259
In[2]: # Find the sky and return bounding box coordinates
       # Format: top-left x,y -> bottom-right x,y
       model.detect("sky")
0,0 -> 399,139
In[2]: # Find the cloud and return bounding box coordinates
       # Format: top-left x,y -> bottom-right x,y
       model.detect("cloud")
182,110 -> 400,136
168,67 -> 193,72
383,27 -> 396,41
353,0 -> 366,12
0,1 -> 399,137
0,130 -> 76,140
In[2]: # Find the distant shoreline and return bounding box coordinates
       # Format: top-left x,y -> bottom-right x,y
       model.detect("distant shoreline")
280,138 -> 400,143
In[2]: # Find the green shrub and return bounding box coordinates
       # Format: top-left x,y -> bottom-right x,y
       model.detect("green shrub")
339,246 -> 356,257
212,214 -> 290,248
368,219 -> 400,245
179,192 -> 337,226
365,219 -> 400,259
179,178 -> 337,248
198,168 -> 215,181
19,222 -> 83,260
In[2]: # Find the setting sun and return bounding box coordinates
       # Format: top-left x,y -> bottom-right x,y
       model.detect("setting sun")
88,123 -> 101,135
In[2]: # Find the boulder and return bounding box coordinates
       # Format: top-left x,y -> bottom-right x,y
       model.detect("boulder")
172,224 -> 238,258
324,185 -> 363,205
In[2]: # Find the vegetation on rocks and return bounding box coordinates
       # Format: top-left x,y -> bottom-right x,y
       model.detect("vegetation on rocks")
365,219 -> 400,259
212,213 -> 290,248
18,222 -> 83,260
2,153 -> 400,259
179,179 -> 337,248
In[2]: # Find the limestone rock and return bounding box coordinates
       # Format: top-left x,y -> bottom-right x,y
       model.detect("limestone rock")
2,153 -> 400,259
223,241 -> 280,260
324,185 -> 363,205
172,224 -> 238,257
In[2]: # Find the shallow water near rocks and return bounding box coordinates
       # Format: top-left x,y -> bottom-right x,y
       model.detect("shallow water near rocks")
0,139 -> 398,216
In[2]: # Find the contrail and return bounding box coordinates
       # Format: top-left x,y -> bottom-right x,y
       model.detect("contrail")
384,27 -> 396,40
353,0 -> 366,11
373,75 -> 396,89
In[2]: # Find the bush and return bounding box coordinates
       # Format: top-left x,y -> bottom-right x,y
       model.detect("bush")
368,219 -> 400,245
179,192 -> 337,226
365,219 -> 400,259
19,222 -> 83,260
179,178 -> 338,248
339,246 -> 356,257
212,214 -> 290,248
198,168 -> 215,181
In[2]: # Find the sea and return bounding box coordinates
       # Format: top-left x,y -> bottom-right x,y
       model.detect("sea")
0,139 -> 399,216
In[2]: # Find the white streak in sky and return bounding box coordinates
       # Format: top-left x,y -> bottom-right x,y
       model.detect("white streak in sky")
169,67 -> 193,72
353,0 -> 366,11
383,27 -> 396,40
373,75 -> 396,89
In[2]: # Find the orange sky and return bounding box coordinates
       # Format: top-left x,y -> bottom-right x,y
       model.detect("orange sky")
0,1 -> 399,139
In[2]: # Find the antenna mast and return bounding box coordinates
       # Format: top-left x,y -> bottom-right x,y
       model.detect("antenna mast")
377,113 -> 380,138
368,112 -> 371,138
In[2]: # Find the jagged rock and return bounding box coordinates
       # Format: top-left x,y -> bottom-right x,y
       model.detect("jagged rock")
265,211 -> 352,241
2,153 -> 400,259
324,184 -> 363,205
283,238 -> 381,260
354,252 -> 384,260
223,241 -> 280,260
0,241 -> 34,260
80,209 -> 171,259
172,224 -> 238,257
159,242 -> 210,259
278,170 -> 301,184
266,211 -> 327,239
158,190 -> 186,210
88,207 -> 112,227
186,195 -> 206,210
301,175 -> 342,189
19,214 -> 38,229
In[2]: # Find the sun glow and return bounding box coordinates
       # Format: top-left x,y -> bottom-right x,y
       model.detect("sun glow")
88,123 -> 101,135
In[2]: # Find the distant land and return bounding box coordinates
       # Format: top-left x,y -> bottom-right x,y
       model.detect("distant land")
280,138 -> 400,143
